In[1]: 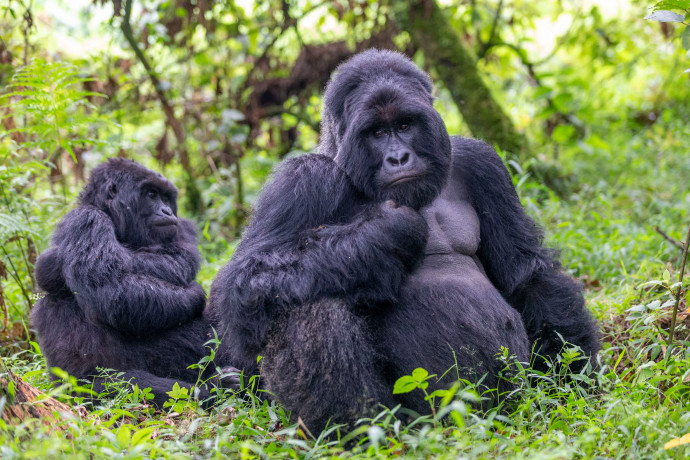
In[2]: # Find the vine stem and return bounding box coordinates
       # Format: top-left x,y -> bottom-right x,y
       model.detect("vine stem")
667,222 -> 690,346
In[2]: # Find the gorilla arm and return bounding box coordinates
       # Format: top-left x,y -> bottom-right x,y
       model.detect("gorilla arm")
450,137 -> 599,369
128,218 -> 202,286
54,206 -> 205,338
36,219 -> 200,293
210,154 -> 428,367
34,248 -> 71,297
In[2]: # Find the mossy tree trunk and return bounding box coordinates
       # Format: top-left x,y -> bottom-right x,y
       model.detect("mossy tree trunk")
393,0 -> 528,157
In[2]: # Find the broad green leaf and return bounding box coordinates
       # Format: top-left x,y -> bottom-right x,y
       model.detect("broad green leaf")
654,1 -> 690,11
411,368 -> 429,381
393,375 -> 418,394
645,10 -> 685,22
116,426 -> 132,448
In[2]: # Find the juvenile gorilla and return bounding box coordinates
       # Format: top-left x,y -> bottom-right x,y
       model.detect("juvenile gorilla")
32,159 -> 238,408
208,50 -> 599,431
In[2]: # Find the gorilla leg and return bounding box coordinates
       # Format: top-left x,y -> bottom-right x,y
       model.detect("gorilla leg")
376,264 -> 531,415
33,297 -> 235,408
262,299 -> 392,432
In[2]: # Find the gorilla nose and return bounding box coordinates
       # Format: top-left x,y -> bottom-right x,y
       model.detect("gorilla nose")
162,206 -> 173,216
385,150 -> 412,167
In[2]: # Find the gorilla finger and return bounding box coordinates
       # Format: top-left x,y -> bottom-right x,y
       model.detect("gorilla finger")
218,366 -> 242,388
220,366 -> 241,375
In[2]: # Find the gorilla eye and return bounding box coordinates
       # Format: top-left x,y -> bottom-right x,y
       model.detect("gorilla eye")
398,123 -> 410,131
147,190 -> 158,199
373,129 -> 385,138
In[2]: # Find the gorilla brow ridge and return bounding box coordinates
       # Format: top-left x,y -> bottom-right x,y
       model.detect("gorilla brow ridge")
140,178 -> 178,202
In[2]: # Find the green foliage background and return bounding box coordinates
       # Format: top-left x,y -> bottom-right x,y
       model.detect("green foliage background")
1,0 -> 690,458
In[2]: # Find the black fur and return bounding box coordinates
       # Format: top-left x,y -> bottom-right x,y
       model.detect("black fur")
450,137 -> 600,371
209,50 -> 599,432
32,158 -> 235,408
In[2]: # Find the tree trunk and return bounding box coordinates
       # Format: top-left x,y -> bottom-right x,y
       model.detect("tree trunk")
1,370 -> 74,426
393,0 -> 528,156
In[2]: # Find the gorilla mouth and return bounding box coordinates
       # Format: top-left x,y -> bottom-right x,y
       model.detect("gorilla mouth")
152,218 -> 177,227
387,174 -> 423,187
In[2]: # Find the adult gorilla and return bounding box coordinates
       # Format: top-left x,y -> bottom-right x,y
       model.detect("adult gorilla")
208,50 -> 599,431
32,159 -> 238,408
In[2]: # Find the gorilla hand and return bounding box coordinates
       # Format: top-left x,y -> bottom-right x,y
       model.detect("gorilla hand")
376,200 -> 428,270
188,282 -> 207,318
205,366 -> 242,391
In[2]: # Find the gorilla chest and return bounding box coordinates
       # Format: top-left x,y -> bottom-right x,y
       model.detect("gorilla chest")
421,191 -> 480,258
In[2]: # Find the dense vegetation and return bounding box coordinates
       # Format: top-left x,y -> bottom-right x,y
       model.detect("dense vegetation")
1,0 -> 690,457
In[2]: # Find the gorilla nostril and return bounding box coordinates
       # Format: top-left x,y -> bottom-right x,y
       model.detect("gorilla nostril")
386,151 -> 412,167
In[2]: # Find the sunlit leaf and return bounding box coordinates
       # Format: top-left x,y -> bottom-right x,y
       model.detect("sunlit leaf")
411,368 -> 429,380
654,1 -> 690,11
393,375 -> 417,394
664,432 -> 690,449
645,10 -> 685,22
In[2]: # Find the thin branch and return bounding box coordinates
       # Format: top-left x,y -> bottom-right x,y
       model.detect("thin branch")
477,0 -> 504,58
120,0 -> 187,162
668,223 -> 690,346
489,41 -> 582,129
239,0 -> 329,95
654,226 -> 685,251
0,246 -> 32,309
120,0 -> 203,212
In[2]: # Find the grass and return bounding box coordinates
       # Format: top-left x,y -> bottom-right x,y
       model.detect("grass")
1,117 -> 690,459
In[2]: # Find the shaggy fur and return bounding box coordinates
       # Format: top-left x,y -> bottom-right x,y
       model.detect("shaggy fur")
32,159 -> 236,408
208,50 -> 599,432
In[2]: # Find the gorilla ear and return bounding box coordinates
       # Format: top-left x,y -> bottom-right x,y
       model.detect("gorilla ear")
106,181 -> 117,200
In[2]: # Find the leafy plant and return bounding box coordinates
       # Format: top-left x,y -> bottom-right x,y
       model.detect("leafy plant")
2,59 -> 104,161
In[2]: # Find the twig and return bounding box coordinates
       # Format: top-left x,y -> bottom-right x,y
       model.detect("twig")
18,0 -> 33,66
477,0 -> 504,58
296,416 -> 316,440
0,261 -> 7,331
654,226 -> 685,251
668,223 -> 690,346
239,0 -> 329,97
120,0 -> 203,212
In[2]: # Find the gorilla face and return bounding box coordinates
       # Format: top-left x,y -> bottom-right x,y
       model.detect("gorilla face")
322,50 -> 451,210
79,158 -> 181,248
135,182 -> 179,243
